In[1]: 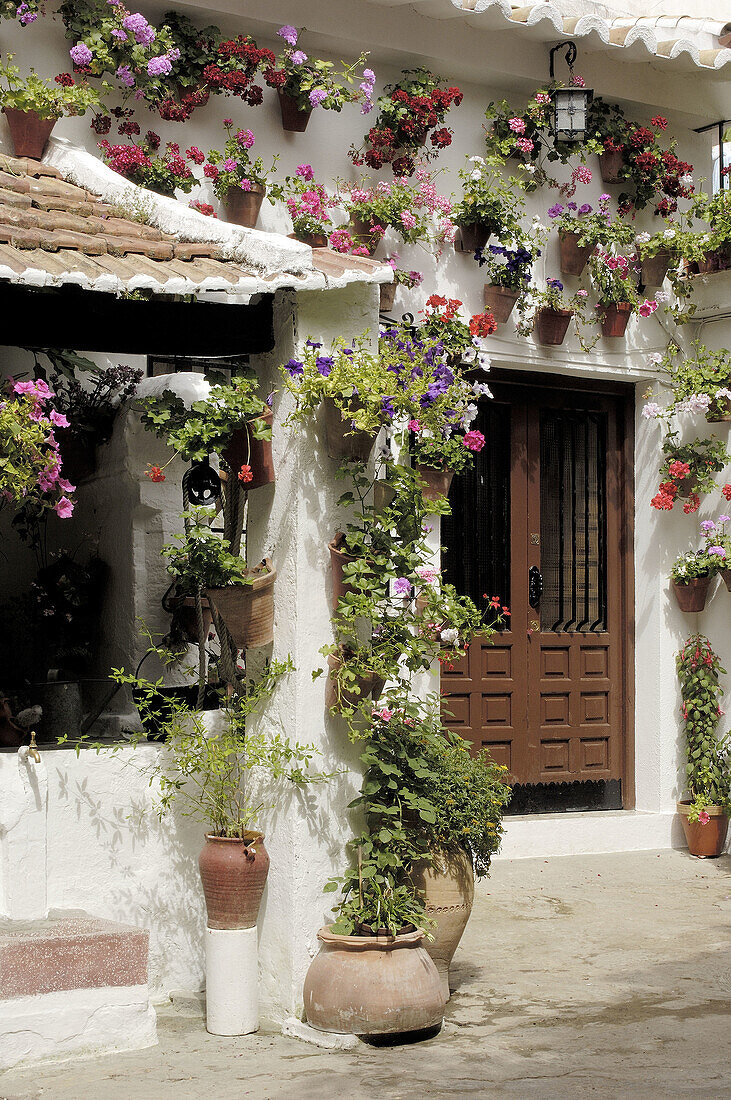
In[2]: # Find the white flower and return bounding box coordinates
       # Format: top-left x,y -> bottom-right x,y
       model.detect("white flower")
654,289 -> 670,303
468,155 -> 485,165
715,387 -> 731,400
440,627 -> 459,645
635,232 -> 651,244
421,428 -> 434,440
472,381 -> 493,398
470,169 -> 482,181
533,222 -> 547,234
476,353 -> 492,373
641,402 -> 662,419
687,393 -> 711,413
646,352 -> 663,368
663,228 -> 676,239
462,402 -> 479,427
679,173 -> 693,189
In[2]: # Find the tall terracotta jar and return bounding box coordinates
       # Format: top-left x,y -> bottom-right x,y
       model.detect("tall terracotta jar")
278,90 -> 312,132
409,847 -> 474,1002
671,576 -> 711,613
224,183 -> 265,228
321,396 -> 375,463
221,409 -> 275,490
3,108 -> 56,159
559,230 -> 594,276
199,832 -> 270,928
457,223 -> 491,254
303,926 -> 445,1035
640,249 -> 671,287
676,803 -> 729,858
534,307 -> 572,346
207,560 -> 275,649
599,149 -> 624,184
599,301 -> 632,338
483,284 -> 520,325
415,464 -> 454,503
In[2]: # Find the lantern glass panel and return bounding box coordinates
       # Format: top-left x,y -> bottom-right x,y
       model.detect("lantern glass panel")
552,88 -> 591,143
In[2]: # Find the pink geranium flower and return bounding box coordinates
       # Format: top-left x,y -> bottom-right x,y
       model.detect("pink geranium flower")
463,430 -> 486,452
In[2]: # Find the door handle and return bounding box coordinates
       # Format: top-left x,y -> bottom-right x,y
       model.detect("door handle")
528,565 -> 543,608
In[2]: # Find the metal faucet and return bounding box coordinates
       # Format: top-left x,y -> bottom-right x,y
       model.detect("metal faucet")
28,731 -> 40,763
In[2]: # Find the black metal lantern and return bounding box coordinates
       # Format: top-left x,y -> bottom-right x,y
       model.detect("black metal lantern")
549,42 -> 593,144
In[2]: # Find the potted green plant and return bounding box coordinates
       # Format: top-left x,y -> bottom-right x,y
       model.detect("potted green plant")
522,278 -> 581,347
378,261 -> 422,313
675,635 -> 730,857
269,165 -> 338,246
669,549 -> 719,613
548,194 -> 633,276
700,516 -> 731,591
451,155 -> 525,253
475,239 -> 535,324
420,295 -> 497,364
337,176 -> 434,255
204,123 -> 278,227
98,134 -> 199,198
660,341 -> 731,425
634,226 -> 683,286
650,433 -> 731,513
410,734 -> 511,1000
162,509 -> 275,649
411,427 -> 484,501
688,190 -> 730,274
265,25 -> 373,132
0,55 -> 104,158
590,249 -> 658,337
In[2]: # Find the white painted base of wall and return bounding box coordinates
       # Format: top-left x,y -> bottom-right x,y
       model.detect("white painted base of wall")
497,811 -> 689,861
205,926 -> 258,1036
0,984 -> 157,1072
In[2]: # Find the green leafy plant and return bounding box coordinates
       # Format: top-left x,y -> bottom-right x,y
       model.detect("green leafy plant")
670,549 -> 720,584
653,432 -> 731,511
548,193 -> 634,250
419,295 -> 496,362
450,155 -> 525,235
0,54 -> 104,118
204,122 -> 278,200
337,176 -> 436,249
659,341 -> 731,421
676,635 -> 731,821
0,378 -> 76,520
162,508 -> 251,593
98,135 -> 199,197
264,26 -> 372,114
268,166 -> 339,238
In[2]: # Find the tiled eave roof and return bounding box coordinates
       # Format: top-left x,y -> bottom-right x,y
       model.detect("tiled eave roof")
0,148 -> 391,304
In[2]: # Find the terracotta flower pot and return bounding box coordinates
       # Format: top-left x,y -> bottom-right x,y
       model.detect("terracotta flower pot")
321,396 -> 375,463
325,647 -> 385,711
3,108 -> 56,160
719,567 -> 731,592
198,833 -> 270,929
671,576 -> 710,613
207,560 -> 275,649
289,229 -> 328,248
641,249 -> 671,287
676,802 -> 729,858
379,281 -> 397,313
329,534 -> 357,612
696,246 -> 731,275
409,847 -> 475,1002
599,149 -> 625,184
169,595 -> 213,644
303,925 -> 445,1035
224,183 -> 265,229
277,89 -> 312,133
221,409 -> 275,490
483,284 -> 520,325
599,301 -> 633,338
559,230 -> 594,276
415,464 -> 454,503
457,223 -> 491,254
534,307 -> 572,346
348,216 -> 379,256
374,479 -> 396,516
706,393 -> 731,424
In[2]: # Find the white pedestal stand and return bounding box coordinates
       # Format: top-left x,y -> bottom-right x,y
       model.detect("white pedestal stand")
205,926 -> 259,1036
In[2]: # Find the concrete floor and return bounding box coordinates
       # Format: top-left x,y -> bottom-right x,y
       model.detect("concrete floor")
1,849 -> 729,1100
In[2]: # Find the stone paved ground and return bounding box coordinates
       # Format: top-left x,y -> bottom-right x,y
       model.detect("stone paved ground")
1,849 -> 729,1100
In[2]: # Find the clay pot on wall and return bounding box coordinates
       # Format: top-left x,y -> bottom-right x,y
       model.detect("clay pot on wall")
559,230 -> 594,276
278,89 -> 312,132
321,396 -> 375,463
207,560 -> 276,649
303,926 -> 445,1035
290,230 -> 329,247
671,576 -> 711,613
640,249 -> 671,287
221,409 -> 275,490
676,803 -> 729,858
380,281 -> 397,313
706,393 -> 731,424
415,464 -> 454,503
348,216 -> 379,256
534,307 -> 572,346
696,246 -> 731,275
224,183 -> 265,229
409,847 -> 475,1002
168,594 -> 213,644
199,832 -> 270,928
598,149 -> 624,184
719,567 -> 731,592
325,647 -> 385,712
329,534 -> 356,613
483,285 -> 520,325
599,301 -> 633,338
3,108 -> 56,159
457,223 -> 491,254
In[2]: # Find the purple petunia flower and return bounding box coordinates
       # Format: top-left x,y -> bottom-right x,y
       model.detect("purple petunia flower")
284,358 -> 304,378
381,396 -> 396,418
291,50 -> 307,65
578,203 -> 592,215
547,203 -> 564,218
316,356 -> 334,376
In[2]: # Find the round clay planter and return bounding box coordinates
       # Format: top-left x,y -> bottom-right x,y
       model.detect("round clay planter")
640,249 -> 671,287
676,802 -> 729,859
706,394 -> 731,423
3,108 -> 56,159
303,925 -> 445,1035
457,223 -> 491,254
348,216 -> 379,256
198,833 -> 270,929
415,464 -> 454,503
598,149 -> 625,184
169,595 -> 213,643
534,307 -> 572,346
719,567 -> 731,592
483,284 -> 520,325
379,281 -> 397,313
696,246 -> 731,275
289,230 -> 328,248
559,230 -> 594,277
671,576 -> 711,613
325,647 -> 385,711
321,396 -> 375,464
277,90 -> 312,133
207,560 -> 275,649
409,847 -> 475,1002
224,183 -> 265,229
599,301 -> 633,338
329,534 -> 357,612
221,409 -> 275,490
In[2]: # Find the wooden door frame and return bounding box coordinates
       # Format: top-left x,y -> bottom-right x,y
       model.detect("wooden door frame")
484,369 -> 636,809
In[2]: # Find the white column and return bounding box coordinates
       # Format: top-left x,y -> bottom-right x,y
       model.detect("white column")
205,927 -> 259,1036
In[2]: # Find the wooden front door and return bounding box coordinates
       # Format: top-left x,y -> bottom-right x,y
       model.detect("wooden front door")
441,375 -> 634,813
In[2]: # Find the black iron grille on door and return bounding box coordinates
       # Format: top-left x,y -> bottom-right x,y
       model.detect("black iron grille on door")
539,409 -> 607,633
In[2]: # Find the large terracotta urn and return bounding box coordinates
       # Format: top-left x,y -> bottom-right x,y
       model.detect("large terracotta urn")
321,396 -> 375,463
409,847 -> 475,1001
676,803 -> 729,858
303,926 -> 445,1035
198,832 -> 270,928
